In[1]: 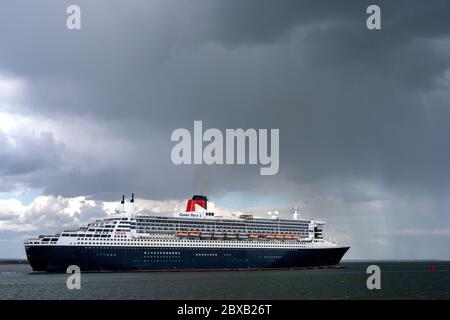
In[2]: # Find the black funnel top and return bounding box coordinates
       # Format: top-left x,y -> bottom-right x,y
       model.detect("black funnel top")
192,195 -> 207,201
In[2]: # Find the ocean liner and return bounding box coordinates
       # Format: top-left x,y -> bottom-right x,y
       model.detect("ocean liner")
24,195 -> 350,272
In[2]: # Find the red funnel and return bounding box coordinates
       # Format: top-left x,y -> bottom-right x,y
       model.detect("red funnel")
186,195 -> 207,212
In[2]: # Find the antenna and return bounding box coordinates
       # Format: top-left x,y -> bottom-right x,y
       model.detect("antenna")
292,206 -> 299,220
128,193 -> 135,214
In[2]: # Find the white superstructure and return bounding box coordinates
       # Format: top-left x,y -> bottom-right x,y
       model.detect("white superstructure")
25,194 -> 339,250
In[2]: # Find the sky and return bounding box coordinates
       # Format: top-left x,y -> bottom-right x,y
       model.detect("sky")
1,0 -> 450,259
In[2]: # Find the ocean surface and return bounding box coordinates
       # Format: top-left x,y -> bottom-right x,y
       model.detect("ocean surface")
1,261 -> 449,299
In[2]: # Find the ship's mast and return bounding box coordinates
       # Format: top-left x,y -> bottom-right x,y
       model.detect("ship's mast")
292,206 -> 299,220
129,193 -> 135,214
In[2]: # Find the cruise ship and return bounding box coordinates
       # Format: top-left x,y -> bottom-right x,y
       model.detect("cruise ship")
24,195 -> 350,272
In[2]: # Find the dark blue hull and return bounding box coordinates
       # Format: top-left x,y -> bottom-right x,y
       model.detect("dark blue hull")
25,245 -> 350,272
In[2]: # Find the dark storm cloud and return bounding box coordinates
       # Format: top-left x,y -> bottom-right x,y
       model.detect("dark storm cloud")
210,0 -> 450,43
0,0 -> 449,198
0,0 -> 449,201
205,0 -> 450,198
0,130 -> 63,188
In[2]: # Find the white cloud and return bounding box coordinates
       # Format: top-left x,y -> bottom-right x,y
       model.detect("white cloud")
0,75 -> 26,110
1,194 -> 237,235
0,195 -> 106,233
0,198 -> 26,218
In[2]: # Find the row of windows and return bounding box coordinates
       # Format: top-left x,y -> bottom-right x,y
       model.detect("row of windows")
144,251 -> 180,255
72,242 -> 311,248
138,225 -> 308,230
137,226 -> 309,233
60,218 -> 313,239
143,259 -> 179,263
137,224 -> 310,231
137,218 -> 310,228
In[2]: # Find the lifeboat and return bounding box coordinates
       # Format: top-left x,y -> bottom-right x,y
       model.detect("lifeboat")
176,232 -> 190,238
213,232 -> 224,239
188,232 -> 200,238
249,234 -> 259,240
225,232 -> 237,239
275,234 -> 284,239
238,233 -> 249,239
199,232 -> 212,239
266,234 -> 275,239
